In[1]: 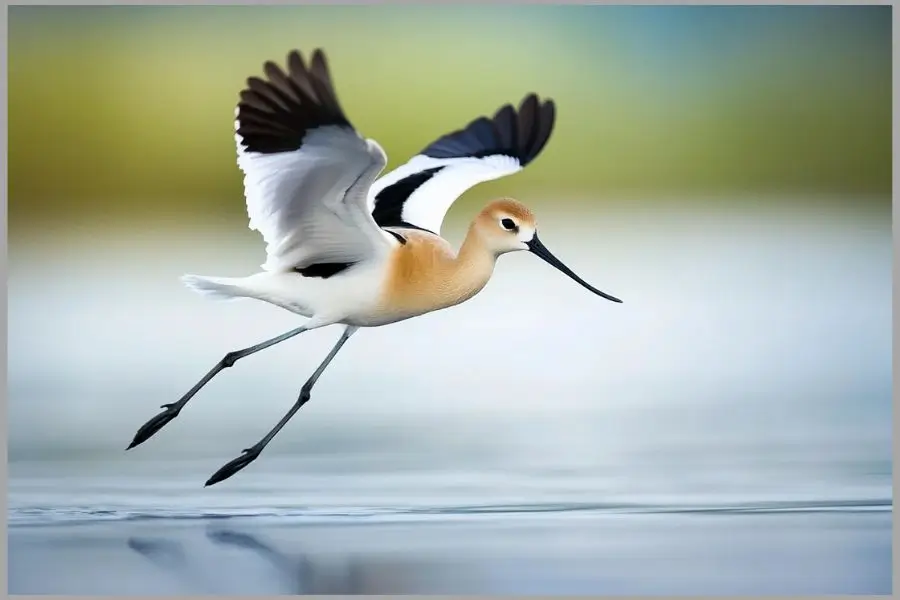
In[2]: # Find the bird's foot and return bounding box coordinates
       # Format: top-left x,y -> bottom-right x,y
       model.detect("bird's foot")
205,445 -> 262,487
127,403 -> 183,450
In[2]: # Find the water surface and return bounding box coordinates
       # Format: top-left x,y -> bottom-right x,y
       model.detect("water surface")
8,201 -> 892,594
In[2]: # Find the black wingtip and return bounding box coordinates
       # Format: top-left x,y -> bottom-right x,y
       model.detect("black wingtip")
524,97 -> 555,167
235,47 -> 353,155
418,93 -> 557,167
310,48 -> 328,74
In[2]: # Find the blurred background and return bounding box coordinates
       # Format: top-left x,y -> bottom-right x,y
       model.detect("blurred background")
8,5 -> 892,595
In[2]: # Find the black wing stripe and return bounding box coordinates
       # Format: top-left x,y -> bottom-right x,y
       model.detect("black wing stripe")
371,166 -> 446,231
235,49 -> 353,155
418,93 -> 556,166
294,262 -> 356,279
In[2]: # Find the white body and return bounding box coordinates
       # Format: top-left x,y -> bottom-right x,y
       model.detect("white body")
183,260 -> 394,329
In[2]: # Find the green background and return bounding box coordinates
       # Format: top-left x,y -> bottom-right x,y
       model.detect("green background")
9,5 -> 891,232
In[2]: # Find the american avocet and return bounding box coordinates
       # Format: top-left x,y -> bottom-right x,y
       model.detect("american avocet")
127,48 -> 622,486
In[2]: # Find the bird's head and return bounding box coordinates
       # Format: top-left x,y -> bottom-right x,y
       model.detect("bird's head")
474,198 -> 623,304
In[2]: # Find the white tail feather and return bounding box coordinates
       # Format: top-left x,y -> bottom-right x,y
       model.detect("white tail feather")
180,274 -> 247,301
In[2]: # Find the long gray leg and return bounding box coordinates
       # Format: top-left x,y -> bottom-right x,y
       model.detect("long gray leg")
204,325 -> 359,487
127,325 -> 309,450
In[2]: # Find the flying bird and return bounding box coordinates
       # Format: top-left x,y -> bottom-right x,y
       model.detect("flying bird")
127,48 -> 622,486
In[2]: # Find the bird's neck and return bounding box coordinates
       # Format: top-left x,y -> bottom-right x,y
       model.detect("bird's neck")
449,226 -> 498,301
375,226 -> 497,323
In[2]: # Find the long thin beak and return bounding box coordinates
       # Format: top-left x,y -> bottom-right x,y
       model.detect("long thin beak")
527,234 -> 623,303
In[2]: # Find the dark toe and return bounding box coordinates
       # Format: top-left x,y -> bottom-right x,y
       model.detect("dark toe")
205,449 -> 260,487
127,407 -> 180,450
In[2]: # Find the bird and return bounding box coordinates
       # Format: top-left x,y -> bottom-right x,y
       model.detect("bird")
126,47 -> 623,487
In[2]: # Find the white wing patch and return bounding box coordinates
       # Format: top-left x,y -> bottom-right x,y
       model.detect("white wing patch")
236,123 -> 392,272
368,154 -> 521,235
368,94 -> 556,235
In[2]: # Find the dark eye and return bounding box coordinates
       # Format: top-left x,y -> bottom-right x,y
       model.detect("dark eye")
500,218 -> 517,231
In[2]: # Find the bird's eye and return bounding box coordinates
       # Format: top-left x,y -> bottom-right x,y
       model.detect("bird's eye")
500,218 -> 517,231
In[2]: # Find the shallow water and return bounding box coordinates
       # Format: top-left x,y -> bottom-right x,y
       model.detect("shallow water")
9,510 -> 891,594
8,201 -> 892,594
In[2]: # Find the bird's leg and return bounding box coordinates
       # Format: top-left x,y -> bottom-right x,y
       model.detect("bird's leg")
205,325 -> 359,487
127,325 -> 310,450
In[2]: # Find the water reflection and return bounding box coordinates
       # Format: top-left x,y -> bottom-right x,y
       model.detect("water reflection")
9,508 -> 891,595
126,526 -> 458,594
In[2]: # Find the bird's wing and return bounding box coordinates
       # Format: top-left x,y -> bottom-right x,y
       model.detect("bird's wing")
235,49 -> 396,272
367,94 -> 556,236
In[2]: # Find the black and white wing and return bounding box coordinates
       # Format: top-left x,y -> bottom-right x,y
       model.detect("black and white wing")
235,49 -> 395,272
367,94 -> 556,235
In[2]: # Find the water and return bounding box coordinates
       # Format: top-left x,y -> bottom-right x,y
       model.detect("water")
8,200 -> 892,594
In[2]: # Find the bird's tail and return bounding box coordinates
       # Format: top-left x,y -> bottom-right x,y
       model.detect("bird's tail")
180,274 -> 248,301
